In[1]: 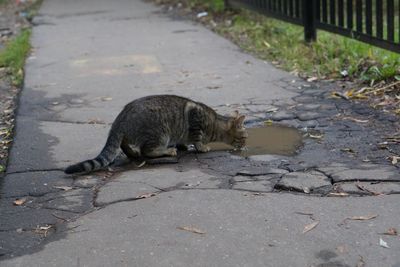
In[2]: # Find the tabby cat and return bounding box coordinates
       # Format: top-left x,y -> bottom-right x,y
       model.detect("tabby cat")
65,95 -> 248,174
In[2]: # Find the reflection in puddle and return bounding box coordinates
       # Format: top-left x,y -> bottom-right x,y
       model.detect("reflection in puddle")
208,125 -> 303,157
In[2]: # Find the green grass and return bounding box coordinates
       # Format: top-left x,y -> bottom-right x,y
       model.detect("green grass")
0,29 -> 32,87
188,0 -> 225,12
215,10 -> 400,83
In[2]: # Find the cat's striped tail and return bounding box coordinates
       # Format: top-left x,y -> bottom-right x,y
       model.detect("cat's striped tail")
64,131 -> 122,174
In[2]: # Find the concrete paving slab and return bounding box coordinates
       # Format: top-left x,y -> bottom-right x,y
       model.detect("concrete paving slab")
320,163 -> 400,182
0,171 -> 71,198
95,177 -> 159,206
232,179 -> 277,192
2,191 -> 400,267
38,189 -> 93,213
336,181 -> 400,195
276,171 -> 331,193
7,117 -> 109,172
96,168 -> 222,202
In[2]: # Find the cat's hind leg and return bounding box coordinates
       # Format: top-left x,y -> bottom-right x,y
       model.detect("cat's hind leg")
121,139 -> 141,159
143,146 -> 177,158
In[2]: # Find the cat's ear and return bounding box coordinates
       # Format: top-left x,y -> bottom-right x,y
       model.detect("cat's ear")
231,110 -> 239,118
235,115 -> 245,128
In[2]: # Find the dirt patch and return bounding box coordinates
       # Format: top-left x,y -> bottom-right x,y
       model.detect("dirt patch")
0,0 -> 41,173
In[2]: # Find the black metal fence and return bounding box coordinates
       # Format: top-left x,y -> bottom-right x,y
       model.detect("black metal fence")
227,0 -> 400,53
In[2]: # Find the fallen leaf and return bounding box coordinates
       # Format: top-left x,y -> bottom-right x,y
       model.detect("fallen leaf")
331,91 -> 349,100
348,214 -> 378,221
307,77 -> 318,82
390,156 -> 400,165
13,198 -> 27,206
87,118 -> 105,124
355,183 -> 383,196
302,221 -> 319,234
53,186 -> 73,191
383,227 -> 398,236
263,40 -> 271,48
136,192 -> 156,199
101,97 -> 112,101
264,120 -> 273,125
342,117 -> 369,123
265,107 -> 278,113
308,133 -> 324,139
379,238 -> 390,248
177,226 -> 206,235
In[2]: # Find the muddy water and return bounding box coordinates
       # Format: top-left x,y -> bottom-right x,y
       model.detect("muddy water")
208,125 -> 303,157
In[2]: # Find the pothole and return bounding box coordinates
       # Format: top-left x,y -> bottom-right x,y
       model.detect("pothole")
208,125 -> 304,157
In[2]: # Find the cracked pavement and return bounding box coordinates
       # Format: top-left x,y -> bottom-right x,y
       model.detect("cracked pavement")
0,0 -> 400,266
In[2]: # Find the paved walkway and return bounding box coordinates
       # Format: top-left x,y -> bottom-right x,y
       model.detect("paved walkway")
1,0 -> 399,266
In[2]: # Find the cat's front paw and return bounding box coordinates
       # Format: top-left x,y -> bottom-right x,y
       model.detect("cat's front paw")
167,147 -> 178,157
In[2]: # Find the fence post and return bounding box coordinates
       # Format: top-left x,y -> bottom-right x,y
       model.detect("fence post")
224,0 -> 230,10
303,0 -> 317,42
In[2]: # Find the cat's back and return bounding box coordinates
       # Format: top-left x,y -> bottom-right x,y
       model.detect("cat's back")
125,95 -> 191,112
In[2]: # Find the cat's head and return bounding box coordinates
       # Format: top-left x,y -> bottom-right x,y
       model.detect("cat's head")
225,111 -> 248,148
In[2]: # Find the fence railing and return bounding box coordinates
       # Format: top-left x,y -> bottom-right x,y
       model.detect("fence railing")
226,0 -> 400,53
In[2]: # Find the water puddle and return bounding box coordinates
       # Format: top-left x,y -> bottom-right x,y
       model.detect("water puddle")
208,125 -> 303,157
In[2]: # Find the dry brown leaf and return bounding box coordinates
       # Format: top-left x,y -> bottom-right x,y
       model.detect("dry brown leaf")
308,133 -> 324,139
342,117 -> 369,123
136,192 -> 156,199
331,91 -> 349,100
13,198 -> 27,206
87,118 -> 105,124
383,227 -> 398,236
302,221 -> 319,234
355,183 -> 384,196
348,214 -> 378,221
53,186 -> 73,191
177,226 -> 206,235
